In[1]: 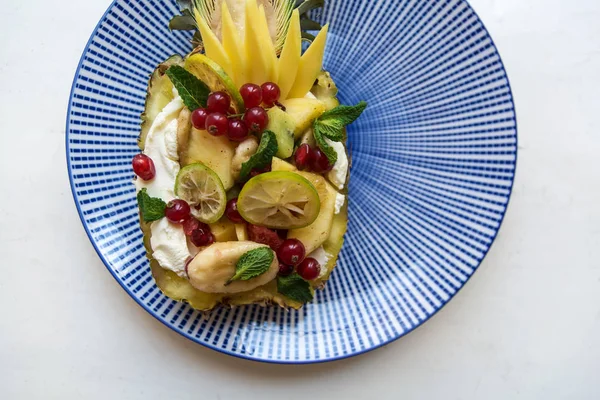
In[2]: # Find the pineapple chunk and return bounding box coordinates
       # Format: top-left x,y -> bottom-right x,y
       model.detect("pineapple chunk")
271,157 -> 297,172
277,10 -> 301,100
279,97 -> 327,139
195,11 -> 233,80
221,2 -> 246,86
288,24 -> 329,99
287,171 -> 338,254
235,223 -> 248,241
209,218 -> 237,242
179,128 -> 236,190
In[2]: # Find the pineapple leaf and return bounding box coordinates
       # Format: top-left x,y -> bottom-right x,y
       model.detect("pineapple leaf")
176,0 -> 194,12
301,31 -> 316,41
296,0 -> 324,16
300,17 -> 322,31
169,14 -> 197,31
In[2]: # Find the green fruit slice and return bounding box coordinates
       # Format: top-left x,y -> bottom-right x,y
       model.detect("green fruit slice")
184,53 -> 245,112
175,163 -> 226,224
237,171 -> 320,229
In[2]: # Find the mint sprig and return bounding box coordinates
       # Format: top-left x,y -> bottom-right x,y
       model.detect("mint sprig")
226,247 -> 274,284
136,188 -> 166,222
313,101 -> 367,164
277,273 -> 313,303
165,65 -> 210,111
239,131 -> 279,180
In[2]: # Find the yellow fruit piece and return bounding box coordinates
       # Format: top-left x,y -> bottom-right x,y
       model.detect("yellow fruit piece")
271,157 -> 297,172
235,223 -> 248,241
257,5 -> 278,83
209,218 -> 237,242
277,9 -> 301,100
244,0 -> 268,84
180,128 -> 236,190
279,97 -> 327,139
286,170 -> 338,254
288,24 -> 329,99
316,202 -> 348,284
195,10 -> 234,80
221,2 -> 246,87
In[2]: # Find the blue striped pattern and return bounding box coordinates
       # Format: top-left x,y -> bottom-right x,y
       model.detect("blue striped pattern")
66,0 -> 517,363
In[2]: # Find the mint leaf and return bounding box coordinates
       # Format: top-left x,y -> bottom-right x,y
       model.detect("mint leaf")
319,101 -> 368,127
239,131 -> 279,180
277,273 -> 313,303
136,188 -> 166,222
165,66 -> 210,111
313,126 -> 338,164
227,247 -> 274,284
313,101 -> 367,164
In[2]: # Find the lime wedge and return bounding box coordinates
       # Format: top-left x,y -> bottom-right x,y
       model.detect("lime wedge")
184,53 -> 245,112
237,171 -> 320,229
175,163 -> 227,224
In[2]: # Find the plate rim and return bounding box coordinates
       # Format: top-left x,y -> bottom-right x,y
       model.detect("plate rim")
65,0 -> 518,364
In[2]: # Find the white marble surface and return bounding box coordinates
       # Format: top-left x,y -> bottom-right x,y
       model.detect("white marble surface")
1,0 -> 599,398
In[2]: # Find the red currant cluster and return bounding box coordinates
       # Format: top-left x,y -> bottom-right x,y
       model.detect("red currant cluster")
294,143 -> 333,173
167,199 -> 215,247
277,239 -> 321,280
191,82 -> 282,142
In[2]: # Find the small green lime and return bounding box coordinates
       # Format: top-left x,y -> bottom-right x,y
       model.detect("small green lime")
237,171 -> 321,229
175,163 -> 227,224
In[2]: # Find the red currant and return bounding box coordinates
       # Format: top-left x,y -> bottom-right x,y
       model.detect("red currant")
205,112 -> 229,136
261,82 -> 280,106
191,108 -> 209,130
277,239 -> 306,266
294,144 -> 312,170
225,198 -> 244,223
165,199 -> 191,223
227,119 -> 249,142
243,107 -> 269,133
182,217 -> 200,236
240,83 -> 262,108
191,227 -> 215,247
132,154 -> 155,181
206,91 -> 231,114
310,147 -> 333,173
249,163 -> 271,178
297,257 -> 321,280
278,263 -> 294,277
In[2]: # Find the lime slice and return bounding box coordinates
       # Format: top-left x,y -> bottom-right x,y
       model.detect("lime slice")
184,53 -> 245,112
175,163 -> 227,224
237,171 -> 320,229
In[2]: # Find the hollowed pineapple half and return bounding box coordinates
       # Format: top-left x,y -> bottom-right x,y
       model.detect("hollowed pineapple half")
138,59 -> 348,310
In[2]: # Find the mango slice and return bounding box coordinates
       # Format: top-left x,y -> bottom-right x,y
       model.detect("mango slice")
288,24 -> 329,99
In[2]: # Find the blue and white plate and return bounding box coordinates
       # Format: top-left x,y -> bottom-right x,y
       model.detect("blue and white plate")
66,0 -> 517,363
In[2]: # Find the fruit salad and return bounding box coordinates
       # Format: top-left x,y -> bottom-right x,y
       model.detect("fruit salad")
133,0 -> 366,310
